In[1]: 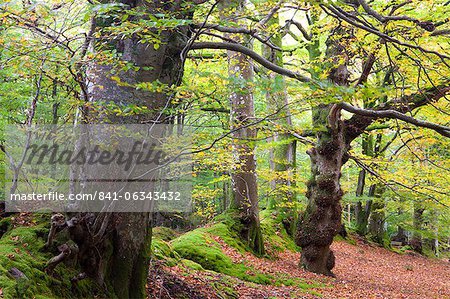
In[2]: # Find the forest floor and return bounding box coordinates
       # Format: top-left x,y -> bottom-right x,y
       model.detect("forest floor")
1,213 -> 449,298
148,235 -> 450,299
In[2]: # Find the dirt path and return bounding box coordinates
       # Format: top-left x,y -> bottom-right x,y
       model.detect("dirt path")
151,239 -> 450,298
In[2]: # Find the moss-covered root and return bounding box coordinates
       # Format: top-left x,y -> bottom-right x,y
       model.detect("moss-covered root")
247,220 -> 265,256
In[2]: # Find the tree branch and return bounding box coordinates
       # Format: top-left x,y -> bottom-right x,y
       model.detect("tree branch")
358,0 -> 415,23
431,29 -> 450,36
344,85 -> 450,142
340,102 -> 450,138
355,52 -> 376,86
322,4 -> 450,63
258,0 -> 284,26
190,42 -> 311,82
194,24 -> 283,51
285,20 -> 311,40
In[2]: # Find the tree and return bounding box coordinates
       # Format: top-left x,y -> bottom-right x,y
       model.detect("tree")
279,1 -> 448,275
222,0 -> 264,255
0,0 -> 201,296
262,7 -> 298,235
66,1 -> 194,297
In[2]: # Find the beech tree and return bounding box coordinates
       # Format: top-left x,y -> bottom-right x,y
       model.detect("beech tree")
221,0 -> 264,254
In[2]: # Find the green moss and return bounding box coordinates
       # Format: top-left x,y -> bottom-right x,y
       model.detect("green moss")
171,229 -> 233,272
152,239 -> 175,259
152,226 -> 178,241
0,215 -> 100,299
181,259 -> 204,270
211,277 -> 239,298
0,217 -> 11,237
271,273 -> 325,289
204,222 -> 247,253
260,210 -> 299,254
333,234 -> 356,246
171,226 -> 273,284
164,213 -> 325,293
151,238 -> 180,267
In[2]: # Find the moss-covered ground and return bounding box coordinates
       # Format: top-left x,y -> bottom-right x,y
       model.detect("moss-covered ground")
0,214 -> 99,299
151,210 -> 324,296
0,210 -> 322,298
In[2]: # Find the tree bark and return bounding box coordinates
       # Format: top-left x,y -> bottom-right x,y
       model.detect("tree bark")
368,184 -> 386,244
262,13 -> 297,235
222,0 -> 264,255
65,1 -> 192,297
355,134 -> 373,236
296,23 -> 350,276
410,203 -> 425,253
296,104 -> 346,276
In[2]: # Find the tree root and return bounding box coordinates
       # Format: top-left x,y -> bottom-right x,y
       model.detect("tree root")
45,243 -> 78,275
45,213 -> 66,248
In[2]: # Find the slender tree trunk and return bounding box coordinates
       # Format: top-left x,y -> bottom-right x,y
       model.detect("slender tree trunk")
262,13 -> 297,235
355,134 -> 373,235
222,0 -> 264,255
367,134 -> 386,244
354,167 -> 371,236
411,203 -> 425,253
368,184 -> 386,244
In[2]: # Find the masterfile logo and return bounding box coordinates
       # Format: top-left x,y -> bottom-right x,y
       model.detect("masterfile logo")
4,124 -> 192,213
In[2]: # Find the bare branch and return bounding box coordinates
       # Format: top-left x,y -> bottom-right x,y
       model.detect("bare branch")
259,0 -> 284,26
358,0 -> 416,24
322,4 -> 450,64
285,20 -> 311,40
344,85 -> 450,142
194,24 -> 283,51
431,29 -> 450,36
190,42 -> 311,82
340,102 -> 450,138
355,52 -> 376,86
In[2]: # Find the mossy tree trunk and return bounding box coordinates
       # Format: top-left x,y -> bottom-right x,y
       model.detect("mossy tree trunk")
368,184 -> 386,244
359,133 -> 386,244
354,134 -> 373,236
355,196 -> 371,236
222,0 -> 264,255
67,1 -> 193,297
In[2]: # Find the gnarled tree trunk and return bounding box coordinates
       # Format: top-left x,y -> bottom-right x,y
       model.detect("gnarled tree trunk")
296,104 -> 346,275
296,24 -> 350,276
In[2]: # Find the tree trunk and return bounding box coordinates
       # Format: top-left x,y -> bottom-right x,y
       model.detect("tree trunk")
296,23 -> 350,276
410,203 -> 425,253
262,13 -> 297,235
296,104 -> 346,275
355,198 -> 372,236
368,185 -> 386,244
222,0 -> 264,255
66,2 -> 191,297
354,167 -> 370,236
354,134 -> 372,235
